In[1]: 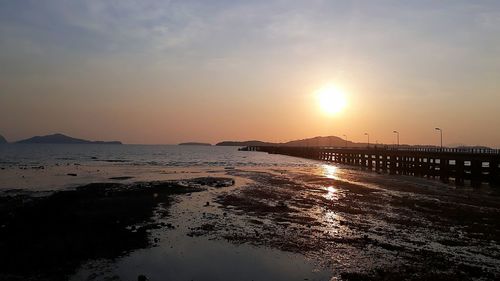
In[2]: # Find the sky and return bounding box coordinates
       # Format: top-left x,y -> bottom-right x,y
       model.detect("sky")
1,0 -> 500,146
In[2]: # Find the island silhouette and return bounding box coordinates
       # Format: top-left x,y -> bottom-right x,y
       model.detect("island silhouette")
15,133 -> 122,145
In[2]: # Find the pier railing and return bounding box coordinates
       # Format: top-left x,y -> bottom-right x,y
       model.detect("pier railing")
243,146 -> 500,187
332,146 -> 500,154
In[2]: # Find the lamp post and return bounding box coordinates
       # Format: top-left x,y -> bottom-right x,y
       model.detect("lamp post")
343,134 -> 347,148
393,130 -> 399,148
435,127 -> 443,150
364,133 -> 370,148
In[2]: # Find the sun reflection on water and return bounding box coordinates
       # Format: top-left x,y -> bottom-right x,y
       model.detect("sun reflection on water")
324,186 -> 338,201
322,164 -> 339,180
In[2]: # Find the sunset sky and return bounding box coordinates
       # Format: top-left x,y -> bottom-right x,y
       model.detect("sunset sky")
1,1 -> 500,146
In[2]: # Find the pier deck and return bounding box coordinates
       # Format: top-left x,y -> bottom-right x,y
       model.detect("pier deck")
246,146 -> 500,187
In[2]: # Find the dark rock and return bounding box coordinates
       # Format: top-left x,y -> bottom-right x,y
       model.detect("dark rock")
189,177 -> 235,188
109,176 -> 134,180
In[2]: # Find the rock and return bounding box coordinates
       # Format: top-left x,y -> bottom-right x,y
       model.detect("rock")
137,275 -> 148,281
189,177 -> 235,188
67,173 -> 77,177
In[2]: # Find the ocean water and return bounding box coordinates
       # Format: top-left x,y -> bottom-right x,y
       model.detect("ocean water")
0,144 -> 317,168
0,144 -> 318,190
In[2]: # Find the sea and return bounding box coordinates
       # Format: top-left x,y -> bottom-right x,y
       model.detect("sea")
0,144 -> 316,191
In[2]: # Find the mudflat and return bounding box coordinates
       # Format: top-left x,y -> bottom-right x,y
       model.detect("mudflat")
0,177 -> 233,281
1,166 -> 499,280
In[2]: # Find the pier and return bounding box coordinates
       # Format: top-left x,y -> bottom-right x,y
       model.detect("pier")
246,146 -> 500,187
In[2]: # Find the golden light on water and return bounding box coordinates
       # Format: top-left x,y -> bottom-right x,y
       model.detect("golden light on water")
322,164 -> 339,180
316,85 -> 347,116
324,186 -> 339,201
322,164 -> 340,201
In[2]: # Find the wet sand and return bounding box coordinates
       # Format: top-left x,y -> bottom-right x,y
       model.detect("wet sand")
1,164 -> 500,280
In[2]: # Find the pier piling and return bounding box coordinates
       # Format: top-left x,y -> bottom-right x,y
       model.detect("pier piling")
248,146 -> 500,187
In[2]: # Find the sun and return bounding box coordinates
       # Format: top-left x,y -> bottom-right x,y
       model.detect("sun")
316,85 -> 347,115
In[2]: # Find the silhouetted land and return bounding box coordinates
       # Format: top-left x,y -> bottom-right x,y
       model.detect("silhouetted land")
218,136 -> 495,150
216,140 -> 276,146
217,137 -> 357,147
178,142 -> 212,146
0,134 -> 7,144
16,133 -> 122,144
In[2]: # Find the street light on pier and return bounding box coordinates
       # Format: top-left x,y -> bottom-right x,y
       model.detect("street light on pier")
393,130 -> 399,148
435,127 -> 443,150
364,133 -> 370,148
343,134 -> 347,148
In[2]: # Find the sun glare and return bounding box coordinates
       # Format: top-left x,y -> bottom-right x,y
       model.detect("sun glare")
316,85 -> 347,115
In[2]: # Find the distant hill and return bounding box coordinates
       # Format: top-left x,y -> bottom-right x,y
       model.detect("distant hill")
217,136 -> 497,150
281,136 -> 361,147
216,140 -> 277,147
0,134 -> 7,144
216,136 -> 361,147
178,142 -> 212,146
16,133 -> 122,145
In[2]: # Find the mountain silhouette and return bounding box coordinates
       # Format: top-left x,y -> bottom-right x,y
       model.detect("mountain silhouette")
216,136 -> 360,147
16,133 -> 122,144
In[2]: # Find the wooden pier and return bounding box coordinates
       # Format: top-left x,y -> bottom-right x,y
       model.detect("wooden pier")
246,146 -> 500,187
